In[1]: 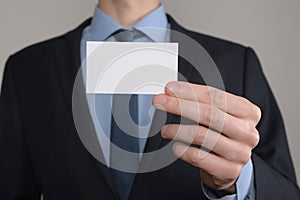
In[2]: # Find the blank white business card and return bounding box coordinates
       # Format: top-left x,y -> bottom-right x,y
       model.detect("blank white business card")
86,42 -> 178,94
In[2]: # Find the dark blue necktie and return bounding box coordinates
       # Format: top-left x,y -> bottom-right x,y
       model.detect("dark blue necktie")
109,30 -> 142,200
110,94 -> 139,200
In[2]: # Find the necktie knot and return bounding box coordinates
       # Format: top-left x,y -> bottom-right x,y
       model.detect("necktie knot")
111,29 -> 145,42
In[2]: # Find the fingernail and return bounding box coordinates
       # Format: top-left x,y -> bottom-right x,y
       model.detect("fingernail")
172,142 -> 180,155
167,82 -> 179,92
161,125 -> 168,137
155,95 -> 166,105
153,104 -> 165,111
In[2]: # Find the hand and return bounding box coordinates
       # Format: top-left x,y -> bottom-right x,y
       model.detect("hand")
152,81 -> 261,193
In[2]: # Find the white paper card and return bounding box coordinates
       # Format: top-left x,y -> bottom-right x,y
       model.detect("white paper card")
86,42 -> 178,94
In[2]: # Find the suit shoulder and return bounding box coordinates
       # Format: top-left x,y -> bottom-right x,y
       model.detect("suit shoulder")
176,26 -> 252,95
8,36 -> 63,63
7,18 -> 91,65
182,27 -> 248,54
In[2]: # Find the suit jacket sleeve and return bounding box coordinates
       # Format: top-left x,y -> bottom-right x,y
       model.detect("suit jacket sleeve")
0,56 -> 41,199
243,48 -> 300,199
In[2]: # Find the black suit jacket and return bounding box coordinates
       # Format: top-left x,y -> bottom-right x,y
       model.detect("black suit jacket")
0,15 -> 299,200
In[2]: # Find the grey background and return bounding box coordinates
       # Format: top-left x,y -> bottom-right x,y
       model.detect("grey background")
1,0 -> 299,184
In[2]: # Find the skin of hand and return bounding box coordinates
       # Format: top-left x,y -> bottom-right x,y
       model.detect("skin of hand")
152,81 -> 261,194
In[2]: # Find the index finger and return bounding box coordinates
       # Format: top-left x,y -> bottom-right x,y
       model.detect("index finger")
165,81 -> 260,120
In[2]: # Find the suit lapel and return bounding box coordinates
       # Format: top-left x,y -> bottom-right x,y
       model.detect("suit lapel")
54,19 -> 119,199
54,19 -> 90,112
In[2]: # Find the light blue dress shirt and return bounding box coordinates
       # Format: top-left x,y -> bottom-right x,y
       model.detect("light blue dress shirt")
80,4 -> 255,200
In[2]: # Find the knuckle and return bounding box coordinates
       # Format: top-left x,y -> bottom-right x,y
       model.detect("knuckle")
243,124 -> 253,138
241,98 -> 261,121
245,126 -> 260,148
251,105 -> 262,122
203,86 -> 211,99
208,86 -> 224,106
194,126 -> 205,145
236,147 -> 251,164
248,104 -> 262,123
255,106 -> 262,122
241,150 -> 252,164
224,164 -> 242,181
245,124 -> 255,136
229,165 -> 242,180
239,96 -> 250,107
207,86 -> 216,97
250,129 -> 260,148
230,145 -> 251,164
201,106 -> 212,123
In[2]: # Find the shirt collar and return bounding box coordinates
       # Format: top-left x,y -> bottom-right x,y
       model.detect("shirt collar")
89,4 -> 168,42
